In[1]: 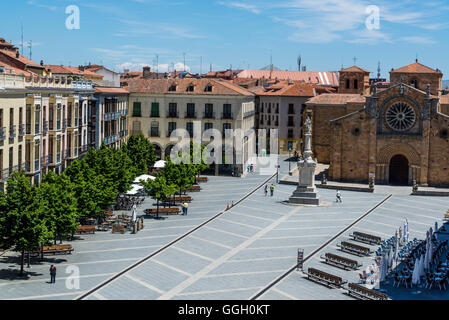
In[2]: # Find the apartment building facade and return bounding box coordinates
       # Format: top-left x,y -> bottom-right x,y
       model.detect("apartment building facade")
126,78 -> 255,175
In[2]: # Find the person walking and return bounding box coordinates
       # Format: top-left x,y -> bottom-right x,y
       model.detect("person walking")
182,202 -> 189,215
270,184 -> 275,197
264,184 -> 268,197
336,190 -> 342,203
49,265 -> 56,284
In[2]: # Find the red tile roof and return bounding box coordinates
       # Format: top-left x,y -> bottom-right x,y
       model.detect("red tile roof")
340,65 -> 370,73
257,82 -> 334,97
95,87 -> 128,93
0,48 -> 42,69
44,65 -> 104,78
236,70 -> 339,86
306,93 -> 366,105
127,78 -> 254,96
391,62 -> 442,74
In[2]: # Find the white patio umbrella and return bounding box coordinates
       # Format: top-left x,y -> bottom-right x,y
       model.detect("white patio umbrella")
134,174 -> 156,184
131,204 -> 137,223
154,160 -> 166,168
379,256 -> 387,282
424,236 -> 430,270
419,253 -> 426,279
404,219 -> 409,243
412,257 -> 420,285
388,247 -> 394,270
126,184 -> 144,195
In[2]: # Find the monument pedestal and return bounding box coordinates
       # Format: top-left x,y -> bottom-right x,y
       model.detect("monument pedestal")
289,159 -> 321,205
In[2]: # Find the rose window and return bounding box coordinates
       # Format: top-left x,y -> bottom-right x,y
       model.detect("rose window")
385,102 -> 416,132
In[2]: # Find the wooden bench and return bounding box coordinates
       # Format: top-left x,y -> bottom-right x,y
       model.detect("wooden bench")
321,253 -> 362,270
347,283 -> 389,300
306,267 -> 347,288
338,241 -> 372,257
76,225 -> 96,234
42,244 -> 74,255
195,177 -> 208,183
112,224 -> 125,234
144,208 -> 180,215
168,196 -> 192,203
188,185 -> 201,192
350,231 -> 382,245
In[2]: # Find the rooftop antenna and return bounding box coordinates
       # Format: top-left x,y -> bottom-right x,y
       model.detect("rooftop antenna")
27,40 -> 32,60
21,24 -> 24,55
416,53 -> 418,63
183,52 -> 186,72
377,61 -> 381,80
156,54 -> 159,79
297,54 -> 301,71
353,56 -> 357,65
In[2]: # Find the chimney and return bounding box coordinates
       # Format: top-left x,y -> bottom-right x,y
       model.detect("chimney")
40,60 -> 44,66
16,51 -> 19,58
143,66 -> 151,79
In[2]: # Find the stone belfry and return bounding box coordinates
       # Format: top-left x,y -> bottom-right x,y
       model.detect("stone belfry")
289,116 -> 321,205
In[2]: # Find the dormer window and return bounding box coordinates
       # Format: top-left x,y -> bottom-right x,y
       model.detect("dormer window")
186,84 -> 195,92
168,84 -> 177,92
205,84 -> 213,92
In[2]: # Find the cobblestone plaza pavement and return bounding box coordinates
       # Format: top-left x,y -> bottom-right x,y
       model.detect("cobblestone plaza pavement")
1,162 -> 448,300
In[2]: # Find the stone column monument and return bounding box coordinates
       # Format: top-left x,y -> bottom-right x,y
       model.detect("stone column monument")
289,116 -> 320,205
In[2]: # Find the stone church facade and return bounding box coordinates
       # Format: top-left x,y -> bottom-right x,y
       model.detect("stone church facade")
306,62 -> 449,186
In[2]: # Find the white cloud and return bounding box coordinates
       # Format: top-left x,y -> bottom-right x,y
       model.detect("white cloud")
115,62 -> 191,72
223,0 -> 443,44
26,0 -> 57,11
217,1 -> 261,14
399,36 -> 436,45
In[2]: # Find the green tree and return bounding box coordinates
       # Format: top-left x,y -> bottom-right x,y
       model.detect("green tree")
63,159 -> 116,219
122,134 -> 156,175
38,171 -> 79,244
84,145 -> 135,194
0,172 -> 51,275
142,176 -> 177,219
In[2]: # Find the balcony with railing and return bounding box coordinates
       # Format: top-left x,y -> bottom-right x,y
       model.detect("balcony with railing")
34,123 -> 40,135
167,111 -> 179,118
0,127 -> 5,141
203,112 -> 215,119
131,129 -> 142,135
185,111 -> 197,119
19,124 -> 25,137
167,130 -> 175,137
222,112 -> 233,120
150,129 -> 159,137
9,125 -> 16,138
34,159 -> 40,171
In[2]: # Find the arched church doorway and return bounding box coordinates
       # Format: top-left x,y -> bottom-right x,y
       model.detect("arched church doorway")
389,155 -> 409,185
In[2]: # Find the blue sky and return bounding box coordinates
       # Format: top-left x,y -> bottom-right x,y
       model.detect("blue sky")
1,0 -> 449,79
